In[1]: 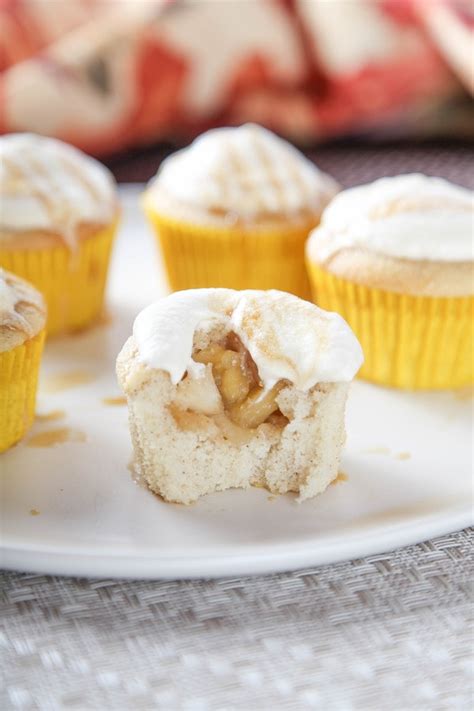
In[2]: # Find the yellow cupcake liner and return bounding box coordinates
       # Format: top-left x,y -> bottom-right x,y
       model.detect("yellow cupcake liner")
144,203 -> 313,300
0,329 -> 45,452
306,261 -> 474,390
0,222 -> 117,337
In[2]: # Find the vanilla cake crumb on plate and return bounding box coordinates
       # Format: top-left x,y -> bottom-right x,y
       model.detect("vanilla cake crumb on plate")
116,289 -> 363,505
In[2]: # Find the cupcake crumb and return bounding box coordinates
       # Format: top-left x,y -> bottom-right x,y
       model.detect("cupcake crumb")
29,509 -> 40,516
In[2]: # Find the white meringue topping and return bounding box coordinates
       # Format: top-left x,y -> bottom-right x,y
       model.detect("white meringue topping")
0,271 -> 18,316
0,133 -> 117,247
307,174 -> 474,263
146,123 -> 339,220
0,268 -> 45,343
133,288 -> 363,389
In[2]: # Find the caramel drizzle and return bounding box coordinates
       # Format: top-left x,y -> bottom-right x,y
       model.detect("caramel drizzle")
2,142 -> 111,246
220,128 -> 318,218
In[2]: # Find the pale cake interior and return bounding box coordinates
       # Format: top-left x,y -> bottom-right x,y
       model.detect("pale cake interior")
117,323 -> 349,505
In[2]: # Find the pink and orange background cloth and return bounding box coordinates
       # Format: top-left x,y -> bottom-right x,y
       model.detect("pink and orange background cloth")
1,0 -> 472,156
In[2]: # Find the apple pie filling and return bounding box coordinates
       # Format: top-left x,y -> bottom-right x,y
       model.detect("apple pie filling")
171,332 -> 289,433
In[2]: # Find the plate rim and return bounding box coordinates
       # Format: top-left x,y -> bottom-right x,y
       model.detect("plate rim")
2,186 -> 472,580
2,506 -> 471,579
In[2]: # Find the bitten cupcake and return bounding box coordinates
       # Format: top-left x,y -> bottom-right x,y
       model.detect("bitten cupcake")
0,269 -> 46,452
142,124 -> 338,300
116,288 -> 363,504
0,133 -> 119,336
306,174 -> 474,390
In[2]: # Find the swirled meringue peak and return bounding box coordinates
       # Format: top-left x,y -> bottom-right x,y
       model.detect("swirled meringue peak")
146,124 -> 339,221
0,268 -> 45,349
0,133 -> 117,247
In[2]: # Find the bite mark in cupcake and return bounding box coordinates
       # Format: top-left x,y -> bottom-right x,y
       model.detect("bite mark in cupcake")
117,288 -> 363,504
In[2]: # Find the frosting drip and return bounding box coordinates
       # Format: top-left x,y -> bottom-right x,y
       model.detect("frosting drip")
0,133 -> 117,247
307,174 -> 474,263
133,288 -> 363,389
147,123 -> 339,220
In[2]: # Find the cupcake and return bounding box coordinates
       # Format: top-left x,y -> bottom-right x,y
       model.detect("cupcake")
0,133 -> 119,336
116,288 -> 363,504
142,124 -> 338,300
306,174 -> 474,390
0,269 -> 46,452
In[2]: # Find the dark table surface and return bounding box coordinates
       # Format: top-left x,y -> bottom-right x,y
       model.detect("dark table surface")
104,140 -> 474,189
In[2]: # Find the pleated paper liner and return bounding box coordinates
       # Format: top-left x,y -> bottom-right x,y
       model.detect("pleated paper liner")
143,204 -> 313,300
306,262 -> 474,389
0,222 -> 117,337
0,329 -> 45,452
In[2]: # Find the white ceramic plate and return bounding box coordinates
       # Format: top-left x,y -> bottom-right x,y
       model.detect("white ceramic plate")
1,186 -> 472,579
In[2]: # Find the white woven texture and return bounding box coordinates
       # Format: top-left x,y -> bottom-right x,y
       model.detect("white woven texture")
1,528 -> 473,710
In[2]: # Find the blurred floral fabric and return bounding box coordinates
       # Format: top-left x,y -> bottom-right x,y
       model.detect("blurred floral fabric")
0,0 -> 472,156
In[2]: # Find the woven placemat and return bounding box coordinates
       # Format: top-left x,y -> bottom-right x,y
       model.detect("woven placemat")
1,529 -> 473,710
